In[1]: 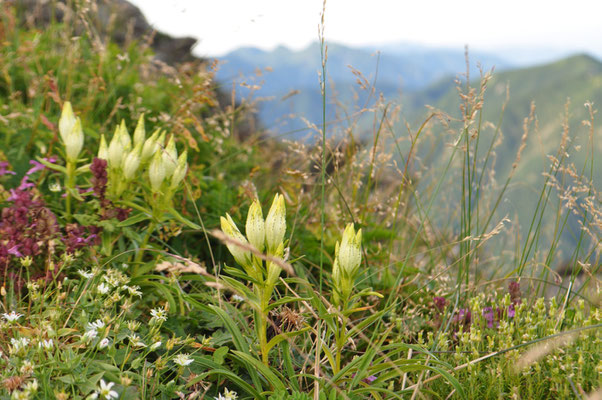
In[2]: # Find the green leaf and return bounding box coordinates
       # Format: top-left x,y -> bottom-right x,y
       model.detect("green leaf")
189,357 -> 264,399
212,346 -> 229,365
73,213 -> 99,226
265,327 -> 310,352
232,350 -> 286,391
93,362 -> 121,373
36,156 -> 66,173
208,305 -> 263,390
265,296 -> 312,312
116,212 -> 151,227
57,375 -> 77,385
167,207 -> 201,230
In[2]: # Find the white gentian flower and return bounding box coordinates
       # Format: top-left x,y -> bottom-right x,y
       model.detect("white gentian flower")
232,294 -> 244,302
98,379 -> 118,400
39,339 -> 54,350
245,199 -> 265,252
220,213 -> 251,268
150,341 -> 162,351
3,311 -> 23,323
173,353 -> 193,367
264,193 -> 286,254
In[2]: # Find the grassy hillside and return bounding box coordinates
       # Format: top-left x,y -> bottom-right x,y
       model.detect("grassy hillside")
400,54 -> 602,258
0,2 -> 599,399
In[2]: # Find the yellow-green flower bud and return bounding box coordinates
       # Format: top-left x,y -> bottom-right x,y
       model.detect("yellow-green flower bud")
170,150 -> 188,189
108,125 -> 124,169
98,134 -> 108,160
118,120 -> 132,150
148,150 -> 166,192
162,136 -> 178,177
141,129 -> 161,163
265,193 -> 286,254
337,223 -> 362,278
122,143 -> 142,180
220,213 -> 251,268
245,199 -> 265,252
58,101 -> 76,144
133,114 -> 145,147
65,117 -> 84,162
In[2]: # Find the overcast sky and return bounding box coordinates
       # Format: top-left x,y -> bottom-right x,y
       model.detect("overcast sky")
127,0 -> 602,59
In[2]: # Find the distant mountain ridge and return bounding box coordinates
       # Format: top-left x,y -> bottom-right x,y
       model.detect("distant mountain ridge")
215,42 -> 510,136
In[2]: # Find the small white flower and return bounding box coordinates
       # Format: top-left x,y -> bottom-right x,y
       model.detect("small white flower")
98,379 -> 118,400
127,321 -> 140,332
150,341 -> 162,351
232,294 -> 244,302
173,353 -> 193,367
83,329 -> 98,342
49,182 -> 62,192
88,319 -> 105,330
98,338 -> 111,349
123,285 -> 142,297
39,339 -> 54,350
3,311 -> 23,323
97,283 -> 110,295
10,337 -> 30,353
11,389 -> 29,400
128,334 -> 146,348
78,269 -> 94,279
215,388 -> 238,400
150,308 -> 167,324
20,360 -> 35,375
24,379 -> 38,393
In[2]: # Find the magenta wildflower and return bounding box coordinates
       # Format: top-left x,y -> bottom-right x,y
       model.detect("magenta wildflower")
433,296 -> 447,311
508,280 -> 522,305
508,304 -> 516,318
482,306 -> 494,328
0,161 -> 16,176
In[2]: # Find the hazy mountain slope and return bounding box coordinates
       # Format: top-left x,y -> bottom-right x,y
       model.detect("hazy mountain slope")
409,54 -> 602,176
404,54 -> 602,256
215,42 -> 509,137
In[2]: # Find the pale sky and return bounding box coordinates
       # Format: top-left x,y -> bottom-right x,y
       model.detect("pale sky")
128,0 -> 602,58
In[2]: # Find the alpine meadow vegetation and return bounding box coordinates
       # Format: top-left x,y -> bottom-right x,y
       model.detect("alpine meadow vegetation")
0,2 -> 599,400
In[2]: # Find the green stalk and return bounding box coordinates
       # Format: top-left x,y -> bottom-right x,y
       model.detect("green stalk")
65,160 -> 75,220
133,221 -> 156,274
256,283 -> 271,366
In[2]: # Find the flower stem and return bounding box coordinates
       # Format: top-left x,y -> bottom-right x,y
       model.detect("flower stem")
133,221 -> 156,274
65,161 -> 75,220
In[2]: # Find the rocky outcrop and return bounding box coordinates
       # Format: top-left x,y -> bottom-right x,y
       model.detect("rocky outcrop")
13,0 -> 198,65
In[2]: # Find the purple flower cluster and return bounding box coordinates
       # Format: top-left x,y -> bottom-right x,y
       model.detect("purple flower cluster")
434,281 -> 522,333
0,186 -> 60,276
90,157 -> 131,221
0,159 -> 101,286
